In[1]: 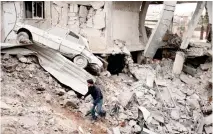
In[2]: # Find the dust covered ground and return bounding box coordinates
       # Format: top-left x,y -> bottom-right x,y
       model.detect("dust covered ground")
1,55 -> 108,134
1,54 -> 212,134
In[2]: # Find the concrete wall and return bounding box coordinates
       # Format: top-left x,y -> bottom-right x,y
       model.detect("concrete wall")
1,1 -> 147,53
111,2 -> 142,51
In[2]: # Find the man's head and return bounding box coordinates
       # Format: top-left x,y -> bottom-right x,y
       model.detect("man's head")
87,79 -> 94,87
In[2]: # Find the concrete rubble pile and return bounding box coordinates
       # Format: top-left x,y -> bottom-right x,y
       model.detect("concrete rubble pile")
78,58 -> 212,134
1,48 -> 212,134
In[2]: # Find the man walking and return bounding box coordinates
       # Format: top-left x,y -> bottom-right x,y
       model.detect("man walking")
83,79 -> 105,121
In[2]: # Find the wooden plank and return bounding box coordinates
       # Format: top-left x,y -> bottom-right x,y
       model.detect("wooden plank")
180,1 -> 206,49
144,1 -> 177,58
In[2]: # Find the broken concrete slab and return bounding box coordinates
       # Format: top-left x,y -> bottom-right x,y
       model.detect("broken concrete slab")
118,91 -> 136,108
138,106 -> 152,123
90,1 -> 105,9
172,51 -> 185,75
171,109 -> 180,120
189,41 -> 212,48
180,73 -> 199,85
186,47 -> 205,57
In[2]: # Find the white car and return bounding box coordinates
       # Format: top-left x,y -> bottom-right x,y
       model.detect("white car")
13,23 -> 103,73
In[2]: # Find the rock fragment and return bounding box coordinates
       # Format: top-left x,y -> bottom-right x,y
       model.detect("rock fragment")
112,127 -> 121,134
55,88 -> 65,96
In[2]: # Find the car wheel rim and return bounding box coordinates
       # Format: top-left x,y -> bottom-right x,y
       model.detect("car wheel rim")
73,56 -> 88,68
17,32 -> 29,44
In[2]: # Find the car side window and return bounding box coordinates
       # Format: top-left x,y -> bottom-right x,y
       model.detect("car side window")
68,31 -> 79,39
66,31 -> 80,44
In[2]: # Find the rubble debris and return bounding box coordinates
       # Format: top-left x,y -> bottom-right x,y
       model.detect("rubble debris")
55,88 -> 66,96
204,125 -> 212,134
146,74 -> 155,88
186,47 -> 206,57
171,109 -> 180,120
183,65 -> 197,76
45,94 -> 52,103
200,63 -> 211,71
112,127 -> 121,134
0,101 -> 11,110
180,73 -> 199,85
138,106 -> 152,123
118,91 -> 136,108
17,54 -> 31,63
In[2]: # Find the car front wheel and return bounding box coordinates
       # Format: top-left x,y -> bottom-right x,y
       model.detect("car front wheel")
16,32 -> 31,44
73,55 -> 88,69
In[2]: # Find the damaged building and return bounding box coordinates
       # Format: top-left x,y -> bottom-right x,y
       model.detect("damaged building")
1,1 -> 213,134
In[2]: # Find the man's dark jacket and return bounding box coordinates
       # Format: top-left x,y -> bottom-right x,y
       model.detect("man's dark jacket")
84,85 -> 103,105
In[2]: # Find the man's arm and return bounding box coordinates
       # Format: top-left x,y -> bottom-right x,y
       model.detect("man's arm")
83,89 -> 90,99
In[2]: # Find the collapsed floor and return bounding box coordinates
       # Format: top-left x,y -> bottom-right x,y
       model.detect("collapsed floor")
1,52 -> 212,134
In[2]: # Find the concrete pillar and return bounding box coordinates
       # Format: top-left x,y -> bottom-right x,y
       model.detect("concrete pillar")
172,51 -> 185,75
144,1 -> 177,58
139,1 -> 150,44
180,1 -> 206,49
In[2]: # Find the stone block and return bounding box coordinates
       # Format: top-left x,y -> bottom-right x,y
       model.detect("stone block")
173,51 -> 185,75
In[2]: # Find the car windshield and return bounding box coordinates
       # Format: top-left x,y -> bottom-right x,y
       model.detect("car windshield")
48,27 -> 67,38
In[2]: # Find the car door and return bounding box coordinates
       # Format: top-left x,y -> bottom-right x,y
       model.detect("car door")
44,27 -> 67,50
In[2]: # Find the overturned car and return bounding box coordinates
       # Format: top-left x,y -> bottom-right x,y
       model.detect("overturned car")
13,23 -> 103,73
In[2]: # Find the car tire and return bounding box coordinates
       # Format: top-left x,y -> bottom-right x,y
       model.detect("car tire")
73,55 -> 88,69
16,32 -> 30,44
